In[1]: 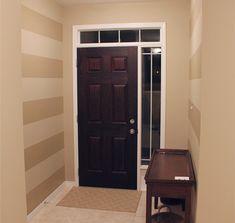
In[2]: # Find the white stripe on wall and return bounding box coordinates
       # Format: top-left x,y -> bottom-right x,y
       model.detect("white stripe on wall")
24,114 -> 64,148
25,150 -> 64,193
21,30 -> 62,60
190,0 -> 197,11
191,14 -> 202,56
22,78 -> 63,102
190,79 -> 201,110
190,0 -> 202,24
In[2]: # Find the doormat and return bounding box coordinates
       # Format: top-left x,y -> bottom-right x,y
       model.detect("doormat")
57,186 -> 142,213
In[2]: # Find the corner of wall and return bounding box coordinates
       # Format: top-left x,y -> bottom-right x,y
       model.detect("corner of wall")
1,1 -> 27,223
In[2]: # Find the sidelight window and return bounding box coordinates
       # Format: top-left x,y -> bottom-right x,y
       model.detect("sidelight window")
141,47 -> 161,165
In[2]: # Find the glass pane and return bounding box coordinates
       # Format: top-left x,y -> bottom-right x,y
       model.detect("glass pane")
141,29 -> 160,42
142,48 -> 151,54
152,54 -> 161,91
120,30 -> 139,42
151,47 -> 162,54
100,31 -> 118,43
80,31 -> 98,43
141,53 -> 151,164
151,53 -> 161,153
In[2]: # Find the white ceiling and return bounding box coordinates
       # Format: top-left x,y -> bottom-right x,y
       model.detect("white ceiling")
56,0 -> 154,6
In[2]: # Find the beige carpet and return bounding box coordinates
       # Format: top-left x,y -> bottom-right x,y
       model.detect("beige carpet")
57,186 -> 142,213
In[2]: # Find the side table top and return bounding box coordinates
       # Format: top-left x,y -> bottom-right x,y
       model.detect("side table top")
145,149 -> 196,185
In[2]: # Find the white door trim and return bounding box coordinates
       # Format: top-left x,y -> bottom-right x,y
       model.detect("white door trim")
72,22 -> 166,190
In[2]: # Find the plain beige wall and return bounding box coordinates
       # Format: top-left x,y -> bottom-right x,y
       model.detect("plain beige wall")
63,0 -> 190,180
196,0 -> 235,222
0,0 -> 27,222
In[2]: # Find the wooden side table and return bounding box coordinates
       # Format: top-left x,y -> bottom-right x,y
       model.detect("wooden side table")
145,149 -> 196,223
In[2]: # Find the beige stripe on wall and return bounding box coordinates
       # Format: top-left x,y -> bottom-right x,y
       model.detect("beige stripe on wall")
25,132 -> 64,170
24,114 -> 64,148
21,0 -> 63,24
189,122 -> 200,174
23,97 -> 63,125
22,6 -> 62,41
25,150 -> 64,194
190,44 -> 201,79
22,54 -> 63,78
26,167 -> 65,214
189,101 -> 201,141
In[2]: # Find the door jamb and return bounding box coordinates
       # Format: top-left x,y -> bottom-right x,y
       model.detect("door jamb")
72,23 -> 166,190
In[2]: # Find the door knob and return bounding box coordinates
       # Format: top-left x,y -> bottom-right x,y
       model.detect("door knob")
129,129 -> 135,135
130,118 -> 135,124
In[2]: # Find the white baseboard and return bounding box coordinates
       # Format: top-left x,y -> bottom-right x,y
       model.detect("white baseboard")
64,181 -> 76,188
140,168 -> 147,191
27,181 -> 75,222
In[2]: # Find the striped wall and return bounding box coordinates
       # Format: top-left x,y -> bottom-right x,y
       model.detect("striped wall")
189,0 -> 202,176
21,0 -> 64,214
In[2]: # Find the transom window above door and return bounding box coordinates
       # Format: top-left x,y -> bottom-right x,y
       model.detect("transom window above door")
79,29 -> 161,44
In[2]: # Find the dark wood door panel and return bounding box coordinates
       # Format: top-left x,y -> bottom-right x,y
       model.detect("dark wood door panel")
111,56 -> 128,72
78,47 -> 137,189
112,84 -> 128,123
87,84 -> 102,122
111,136 -> 128,172
87,136 -> 103,172
87,57 -> 103,72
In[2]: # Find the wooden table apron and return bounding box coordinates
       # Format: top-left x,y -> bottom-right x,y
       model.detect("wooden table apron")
146,183 -> 193,223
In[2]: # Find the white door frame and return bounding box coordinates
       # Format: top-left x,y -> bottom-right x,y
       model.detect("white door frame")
72,23 -> 166,190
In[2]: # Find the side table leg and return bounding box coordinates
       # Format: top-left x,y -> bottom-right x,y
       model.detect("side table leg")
154,196 -> 158,209
184,191 -> 192,223
146,186 -> 152,223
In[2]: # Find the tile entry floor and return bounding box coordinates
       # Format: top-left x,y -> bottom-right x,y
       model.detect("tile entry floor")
28,184 -> 184,223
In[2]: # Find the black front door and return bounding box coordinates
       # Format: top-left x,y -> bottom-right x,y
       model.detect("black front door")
77,47 -> 138,189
